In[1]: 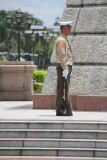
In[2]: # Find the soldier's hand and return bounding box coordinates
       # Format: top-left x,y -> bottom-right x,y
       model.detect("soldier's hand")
62,69 -> 68,79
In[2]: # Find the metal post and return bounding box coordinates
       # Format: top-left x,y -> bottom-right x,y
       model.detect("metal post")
44,40 -> 46,70
6,9 -> 33,61
32,41 -> 35,61
18,28 -> 20,61
46,40 -> 49,69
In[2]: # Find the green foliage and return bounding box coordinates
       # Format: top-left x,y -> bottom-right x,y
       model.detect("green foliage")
0,39 -> 12,52
54,17 -> 61,26
0,10 -> 43,54
0,10 -> 58,68
0,56 -> 7,61
33,70 -> 47,92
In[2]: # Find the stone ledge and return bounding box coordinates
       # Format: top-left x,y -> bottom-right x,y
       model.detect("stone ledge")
33,94 -> 107,111
0,61 -> 34,65
0,65 -> 36,73
77,95 -> 107,111
33,94 -> 56,109
0,91 -> 33,101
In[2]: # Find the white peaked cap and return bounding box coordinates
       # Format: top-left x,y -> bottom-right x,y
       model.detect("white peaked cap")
59,21 -> 73,26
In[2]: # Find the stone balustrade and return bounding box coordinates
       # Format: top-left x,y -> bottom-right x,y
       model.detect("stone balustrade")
0,61 -> 36,100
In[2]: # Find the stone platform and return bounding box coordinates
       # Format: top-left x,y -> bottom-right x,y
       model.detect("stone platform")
33,94 -> 107,111
0,101 -> 107,121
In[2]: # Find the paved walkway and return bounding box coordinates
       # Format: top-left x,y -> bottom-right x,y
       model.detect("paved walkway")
0,101 -> 107,122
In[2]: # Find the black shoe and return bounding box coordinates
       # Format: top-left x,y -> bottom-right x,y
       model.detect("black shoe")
56,111 -> 67,116
67,112 -> 73,116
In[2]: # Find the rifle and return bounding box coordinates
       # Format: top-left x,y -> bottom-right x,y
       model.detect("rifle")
64,78 -> 73,116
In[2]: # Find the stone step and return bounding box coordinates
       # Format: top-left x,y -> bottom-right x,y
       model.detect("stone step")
0,129 -> 107,139
0,156 -> 107,160
0,121 -> 107,158
0,138 -> 107,149
0,121 -> 107,130
0,147 -> 107,157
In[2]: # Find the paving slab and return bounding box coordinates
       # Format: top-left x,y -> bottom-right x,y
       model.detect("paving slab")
0,101 -> 107,122
0,156 -> 107,160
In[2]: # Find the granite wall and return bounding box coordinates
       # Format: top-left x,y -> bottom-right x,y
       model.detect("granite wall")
42,0 -> 107,96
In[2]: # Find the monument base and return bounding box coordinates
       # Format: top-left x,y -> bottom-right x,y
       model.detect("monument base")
33,94 -> 107,111
77,95 -> 107,111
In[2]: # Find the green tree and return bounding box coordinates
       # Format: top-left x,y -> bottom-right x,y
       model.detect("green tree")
54,17 -> 60,26
0,10 -> 43,54
0,10 -> 57,69
0,10 -> 8,43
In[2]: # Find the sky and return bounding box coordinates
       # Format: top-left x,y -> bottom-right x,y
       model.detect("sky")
0,0 -> 66,27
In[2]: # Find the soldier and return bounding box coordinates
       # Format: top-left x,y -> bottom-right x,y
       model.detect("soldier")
56,21 -> 75,116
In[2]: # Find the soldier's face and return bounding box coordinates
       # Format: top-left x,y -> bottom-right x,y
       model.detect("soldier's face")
64,26 -> 71,35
